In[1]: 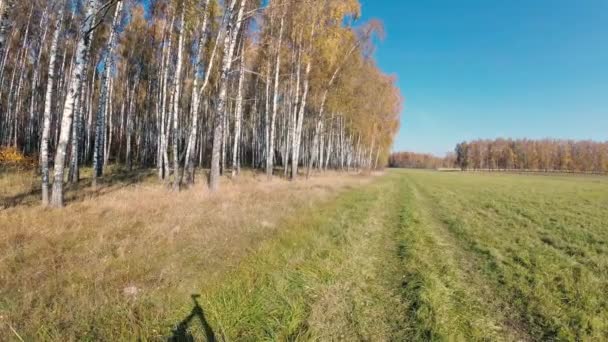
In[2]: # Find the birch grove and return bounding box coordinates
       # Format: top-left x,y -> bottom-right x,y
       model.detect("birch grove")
0,0 -> 401,206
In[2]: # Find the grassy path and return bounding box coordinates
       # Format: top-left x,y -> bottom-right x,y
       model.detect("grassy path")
397,174 -> 530,341
171,171 -> 532,341
183,174 -> 410,341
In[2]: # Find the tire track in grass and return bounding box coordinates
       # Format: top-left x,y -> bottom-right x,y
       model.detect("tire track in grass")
410,173 -> 608,340
394,172 -> 531,341
306,174 -> 409,341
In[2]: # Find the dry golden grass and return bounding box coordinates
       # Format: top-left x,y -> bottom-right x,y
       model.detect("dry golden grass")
0,168 -> 374,340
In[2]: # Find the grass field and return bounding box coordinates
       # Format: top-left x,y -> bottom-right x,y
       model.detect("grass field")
393,170 -> 608,341
1,169 -> 608,340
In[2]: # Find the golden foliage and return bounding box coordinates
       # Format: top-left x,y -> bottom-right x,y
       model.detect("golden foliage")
0,147 -> 36,170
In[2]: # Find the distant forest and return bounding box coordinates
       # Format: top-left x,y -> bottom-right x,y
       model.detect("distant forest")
390,138 -> 608,173
388,151 -> 454,169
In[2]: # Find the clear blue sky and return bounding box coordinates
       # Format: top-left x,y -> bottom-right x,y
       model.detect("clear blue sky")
360,0 -> 608,156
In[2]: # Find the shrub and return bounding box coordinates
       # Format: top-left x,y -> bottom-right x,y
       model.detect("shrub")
0,147 -> 36,170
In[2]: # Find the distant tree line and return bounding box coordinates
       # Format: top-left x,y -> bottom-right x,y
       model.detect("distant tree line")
388,151 -> 455,169
455,139 -> 608,173
0,0 -> 401,207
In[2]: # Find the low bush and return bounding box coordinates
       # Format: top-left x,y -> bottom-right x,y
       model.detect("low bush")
0,147 -> 36,170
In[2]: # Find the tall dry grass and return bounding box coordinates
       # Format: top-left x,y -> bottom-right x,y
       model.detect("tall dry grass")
0,168 -> 373,340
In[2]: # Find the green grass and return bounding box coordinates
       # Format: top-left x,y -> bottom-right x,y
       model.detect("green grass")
393,169 -> 608,340
190,174 -> 408,341
2,169 -> 608,340
149,170 -> 608,341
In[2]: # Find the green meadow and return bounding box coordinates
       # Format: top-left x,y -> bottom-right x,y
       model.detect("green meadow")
2,169 -> 608,340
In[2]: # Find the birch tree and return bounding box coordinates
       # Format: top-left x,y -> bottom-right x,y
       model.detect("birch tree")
231,39 -> 245,178
209,0 -> 246,191
40,3 -> 63,206
170,7 -> 185,191
183,0 -> 211,185
93,0 -> 123,187
266,13 -> 284,179
50,0 -> 101,207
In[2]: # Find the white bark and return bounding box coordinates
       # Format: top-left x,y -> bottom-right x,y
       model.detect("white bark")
266,16 -> 284,179
184,0 -> 212,185
51,0 -> 99,207
10,8 -> 33,148
27,11 -> 49,153
84,68 -> 95,161
209,0 -> 246,191
40,5 -> 63,206
69,91 -> 82,183
290,61 -> 311,180
169,9 -> 185,190
126,79 -> 137,170
93,0 -> 123,186
159,16 -> 174,181
231,40 -> 245,178
104,77 -> 114,167
264,59 -> 270,170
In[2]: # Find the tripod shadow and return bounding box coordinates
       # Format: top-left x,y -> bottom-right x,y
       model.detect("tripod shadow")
168,294 -> 216,342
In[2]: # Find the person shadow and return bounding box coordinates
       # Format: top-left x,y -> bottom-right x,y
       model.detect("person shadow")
168,294 -> 216,342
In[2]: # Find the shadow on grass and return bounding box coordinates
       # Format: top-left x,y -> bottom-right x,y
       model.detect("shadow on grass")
0,167 -> 155,209
168,294 -> 216,342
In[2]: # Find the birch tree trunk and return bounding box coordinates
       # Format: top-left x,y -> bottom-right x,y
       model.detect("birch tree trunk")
324,113 -> 335,170
266,16 -> 284,179
126,78 -> 138,171
10,8 -> 33,148
159,16 -> 174,182
263,59 -> 271,170
184,0 -> 212,185
286,43 -> 300,175
209,0 -> 245,191
104,78 -> 114,167
69,92 -> 82,183
40,5 -> 63,206
231,40 -> 245,178
85,68 -> 96,161
70,37 -> 96,184
50,0 -> 99,207
374,146 -> 381,169
290,61 -> 311,180
170,8 -> 185,191
27,12 -> 49,154
92,0 -> 122,187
